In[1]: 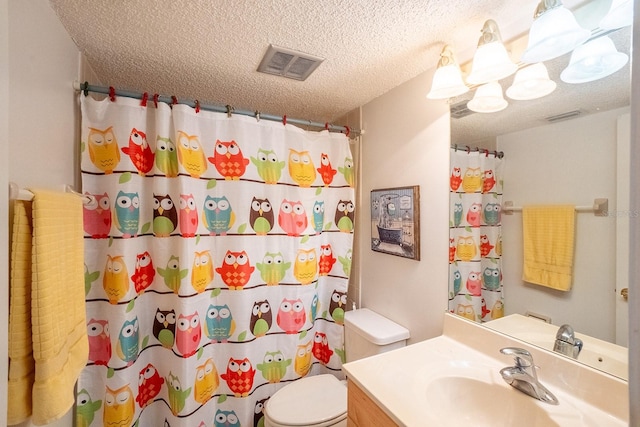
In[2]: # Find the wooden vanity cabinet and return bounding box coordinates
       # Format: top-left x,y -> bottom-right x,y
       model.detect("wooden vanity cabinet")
347,380 -> 399,427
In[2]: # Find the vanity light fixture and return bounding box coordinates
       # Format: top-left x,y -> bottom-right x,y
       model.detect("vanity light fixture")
425,1 -> 630,111
467,81 -> 508,113
427,45 -> 469,99
521,0 -> 590,64
466,20 -> 518,85
599,0 -> 634,30
560,35 -> 628,84
506,63 -> 557,101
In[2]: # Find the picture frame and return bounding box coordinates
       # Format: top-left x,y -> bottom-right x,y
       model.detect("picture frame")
370,185 -> 420,260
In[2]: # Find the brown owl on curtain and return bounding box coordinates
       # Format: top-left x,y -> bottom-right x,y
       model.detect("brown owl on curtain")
153,194 -> 178,237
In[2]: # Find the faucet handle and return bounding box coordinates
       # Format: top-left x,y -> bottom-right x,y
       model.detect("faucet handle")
500,347 -> 534,369
574,338 -> 583,352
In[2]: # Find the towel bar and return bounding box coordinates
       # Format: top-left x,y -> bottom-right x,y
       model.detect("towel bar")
503,198 -> 608,217
9,182 -> 93,204
8,181 -> 34,201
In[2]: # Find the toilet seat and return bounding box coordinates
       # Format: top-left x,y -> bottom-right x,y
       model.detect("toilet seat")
264,374 -> 347,427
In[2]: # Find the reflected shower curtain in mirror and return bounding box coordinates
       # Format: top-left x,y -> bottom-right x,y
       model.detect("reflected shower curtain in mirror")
448,148 -> 504,322
77,94 -> 355,426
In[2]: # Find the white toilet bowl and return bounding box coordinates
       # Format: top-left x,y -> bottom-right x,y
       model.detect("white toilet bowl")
264,374 -> 347,427
263,309 -> 409,427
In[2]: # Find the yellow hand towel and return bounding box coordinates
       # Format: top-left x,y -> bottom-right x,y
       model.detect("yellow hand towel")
30,189 -> 89,425
8,201 -> 35,425
522,205 -> 576,291
8,189 -> 89,425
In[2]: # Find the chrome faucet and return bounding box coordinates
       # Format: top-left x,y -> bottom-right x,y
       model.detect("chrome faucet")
499,347 -> 559,405
553,324 -> 583,359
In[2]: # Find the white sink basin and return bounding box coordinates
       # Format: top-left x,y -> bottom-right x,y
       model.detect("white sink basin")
420,363 -> 620,427
425,373 -> 557,426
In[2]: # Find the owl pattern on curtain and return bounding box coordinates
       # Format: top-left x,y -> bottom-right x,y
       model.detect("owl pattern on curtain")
448,147 -> 504,323
77,94 -> 355,427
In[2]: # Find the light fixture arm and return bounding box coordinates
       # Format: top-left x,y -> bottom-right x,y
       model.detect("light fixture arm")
437,45 -> 457,67
477,19 -> 503,46
534,0 -> 563,18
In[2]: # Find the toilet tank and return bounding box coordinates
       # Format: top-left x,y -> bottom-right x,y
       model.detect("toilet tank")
344,308 -> 410,363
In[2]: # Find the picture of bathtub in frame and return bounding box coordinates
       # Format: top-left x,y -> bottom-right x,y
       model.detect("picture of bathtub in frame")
370,185 -> 420,260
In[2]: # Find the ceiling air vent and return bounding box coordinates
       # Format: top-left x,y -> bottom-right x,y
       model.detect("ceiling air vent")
257,45 -> 324,81
450,99 -> 475,119
545,110 -> 583,123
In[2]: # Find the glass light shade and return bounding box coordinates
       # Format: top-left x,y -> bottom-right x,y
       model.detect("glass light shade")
466,20 -> 517,85
506,63 -> 557,100
467,42 -> 518,84
521,5 -> 591,63
560,36 -> 629,84
467,82 -> 508,113
427,64 -> 469,99
599,0 -> 633,30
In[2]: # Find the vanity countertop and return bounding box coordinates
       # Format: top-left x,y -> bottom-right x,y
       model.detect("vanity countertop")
342,312 -> 628,427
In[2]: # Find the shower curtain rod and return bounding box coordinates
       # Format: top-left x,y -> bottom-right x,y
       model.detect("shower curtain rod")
73,81 -> 361,137
451,144 -> 504,158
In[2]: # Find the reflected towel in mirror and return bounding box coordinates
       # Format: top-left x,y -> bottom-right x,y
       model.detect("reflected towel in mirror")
522,205 -> 575,291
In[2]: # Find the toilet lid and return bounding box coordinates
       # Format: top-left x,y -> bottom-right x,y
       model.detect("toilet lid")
266,374 -> 347,426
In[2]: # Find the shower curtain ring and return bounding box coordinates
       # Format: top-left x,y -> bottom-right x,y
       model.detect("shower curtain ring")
140,92 -> 149,107
108,86 -> 116,102
226,105 -> 234,118
255,111 -> 260,122
82,81 -> 89,96
153,94 -> 159,108
194,100 -> 200,113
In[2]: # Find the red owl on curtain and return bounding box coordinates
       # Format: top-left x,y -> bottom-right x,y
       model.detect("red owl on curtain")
122,128 -> 154,176
208,140 -> 250,180
221,357 -> 255,397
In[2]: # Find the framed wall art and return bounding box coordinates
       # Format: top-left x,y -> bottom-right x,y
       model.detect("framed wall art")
370,185 -> 420,260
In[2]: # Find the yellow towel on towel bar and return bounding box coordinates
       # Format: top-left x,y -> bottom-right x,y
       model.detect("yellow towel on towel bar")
8,189 -> 89,425
8,200 -> 35,425
522,205 -> 576,291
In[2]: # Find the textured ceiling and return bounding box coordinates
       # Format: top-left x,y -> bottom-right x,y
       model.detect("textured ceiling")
47,0 -> 629,136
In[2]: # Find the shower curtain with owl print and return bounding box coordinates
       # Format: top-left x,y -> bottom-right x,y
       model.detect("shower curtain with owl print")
77,94 -> 355,427
448,148 -> 504,323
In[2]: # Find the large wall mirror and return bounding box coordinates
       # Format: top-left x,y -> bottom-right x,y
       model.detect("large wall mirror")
448,0 -> 631,379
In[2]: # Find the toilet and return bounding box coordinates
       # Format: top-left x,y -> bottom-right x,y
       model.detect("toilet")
264,308 -> 410,427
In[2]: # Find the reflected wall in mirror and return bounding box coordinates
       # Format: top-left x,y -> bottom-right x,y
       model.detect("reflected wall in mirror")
447,0 -> 631,379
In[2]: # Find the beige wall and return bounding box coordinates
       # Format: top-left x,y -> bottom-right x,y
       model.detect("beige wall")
358,70 -> 451,344
1,0 -> 10,424
497,107 -> 627,343
8,1 -> 80,190
6,1 -> 81,426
